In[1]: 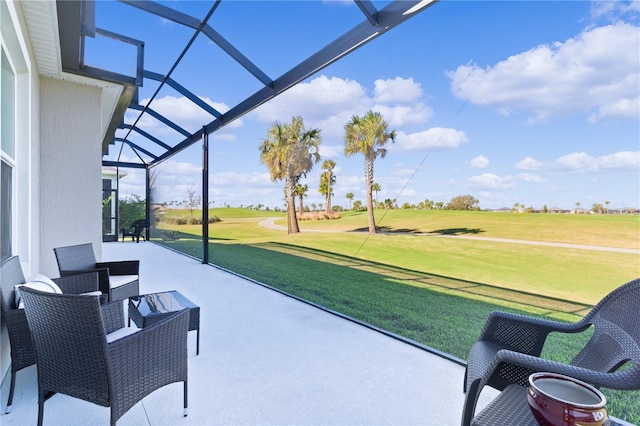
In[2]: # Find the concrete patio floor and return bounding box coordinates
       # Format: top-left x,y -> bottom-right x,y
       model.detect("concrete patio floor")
1,241 -> 499,425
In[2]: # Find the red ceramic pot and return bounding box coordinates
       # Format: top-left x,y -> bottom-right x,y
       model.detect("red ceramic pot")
527,372 -> 609,426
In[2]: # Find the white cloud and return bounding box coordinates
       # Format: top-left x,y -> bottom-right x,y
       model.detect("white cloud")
598,151 -> 640,169
591,0 -> 640,20
515,156 -> 543,170
372,103 -> 433,127
469,173 -> 515,189
589,96 -> 640,122
393,127 -> 468,151
156,159 -> 201,176
318,144 -> 344,159
251,75 -> 434,139
447,22 -> 640,122
373,77 -> 423,103
252,75 -> 368,124
517,173 -> 545,183
552,151 -> 640,172
468,155 -> 490,169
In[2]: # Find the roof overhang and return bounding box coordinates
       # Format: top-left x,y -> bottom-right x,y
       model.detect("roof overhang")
20,0 -> 135,155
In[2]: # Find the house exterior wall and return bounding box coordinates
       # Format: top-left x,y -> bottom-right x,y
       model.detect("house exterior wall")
1,1 -> 104,388
39,77 -> 103,276
1,0 -> 41,385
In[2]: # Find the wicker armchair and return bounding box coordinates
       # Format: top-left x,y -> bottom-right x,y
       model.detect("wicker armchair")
461,278 -> 640,426
0,256 -> 104,413
54,242 -> 140,301
20,286 -> 189,426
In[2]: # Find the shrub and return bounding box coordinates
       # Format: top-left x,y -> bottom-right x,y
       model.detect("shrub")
298,212 -> 341,221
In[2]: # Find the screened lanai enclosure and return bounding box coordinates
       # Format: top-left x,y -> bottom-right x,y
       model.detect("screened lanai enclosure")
75,0 -> 439,255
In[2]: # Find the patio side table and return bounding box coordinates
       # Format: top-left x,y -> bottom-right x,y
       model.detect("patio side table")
129,290 -> 200,355
471,384 -> 627,426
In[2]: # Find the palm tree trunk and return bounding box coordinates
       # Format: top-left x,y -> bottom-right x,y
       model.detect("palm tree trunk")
325,171 -> 332,213
286,176 -> 300,234
365,158 -> 376,234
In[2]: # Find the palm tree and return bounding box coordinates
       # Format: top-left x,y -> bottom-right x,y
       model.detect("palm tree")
371,182 -> 381,204
346,192 -> 354,210
294,183 -> 309,215
319,159 -> 336,213
260,116 -> 321,233
344,110 -> 396,234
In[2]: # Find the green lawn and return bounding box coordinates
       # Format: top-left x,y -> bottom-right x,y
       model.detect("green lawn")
153,208 -> 640,423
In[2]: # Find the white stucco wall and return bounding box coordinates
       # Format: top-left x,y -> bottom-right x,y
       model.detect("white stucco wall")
1,0 -> 110,393
38,77 -> 103,277
1,0 -> 40,392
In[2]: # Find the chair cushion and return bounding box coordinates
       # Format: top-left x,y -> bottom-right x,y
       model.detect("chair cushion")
15,274 -> 62,309
108,275 -> 138,289
106,326 -> 140,343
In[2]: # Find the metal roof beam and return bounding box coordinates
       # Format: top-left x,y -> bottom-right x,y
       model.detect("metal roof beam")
150,0 -> 439,165
200,26 -> 273,86
120,124 -> 172,150
354,0 -> 378,26
121,0 -> 272,86
115,137 -> 158,159
144,70 -> 222,118
129,103 -> 191,138
94,27 -> 144,85
102,160 -> 147,169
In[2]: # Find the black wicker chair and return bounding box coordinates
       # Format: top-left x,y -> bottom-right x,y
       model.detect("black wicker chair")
54,242 -> 140,301
461,278 -> 640,426
0,256 -> 104,413
20,286 -> 189,426
121,219 -> 148,243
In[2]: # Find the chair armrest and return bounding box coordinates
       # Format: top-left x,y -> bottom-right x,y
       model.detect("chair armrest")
53,272 -> 100,295
60,268 -> 111,295
486,349 -> 636,391
107,310 -> 189,408
4,307 -> 31,340
96,260 -> 140,276
479,311 -> 590,355
101,300 -> 125,334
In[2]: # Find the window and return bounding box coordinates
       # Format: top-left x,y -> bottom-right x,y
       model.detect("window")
1,49 -> 15,261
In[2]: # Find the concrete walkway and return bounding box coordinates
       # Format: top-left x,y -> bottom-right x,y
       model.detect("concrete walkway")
1,242 -> 498,425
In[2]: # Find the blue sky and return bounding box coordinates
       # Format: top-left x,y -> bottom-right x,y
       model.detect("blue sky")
95,0 -> 640,211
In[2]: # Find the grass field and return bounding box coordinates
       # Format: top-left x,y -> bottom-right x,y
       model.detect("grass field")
153,208 -> 640,422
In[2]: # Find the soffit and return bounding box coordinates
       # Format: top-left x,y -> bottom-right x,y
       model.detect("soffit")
20,0 -> 60,76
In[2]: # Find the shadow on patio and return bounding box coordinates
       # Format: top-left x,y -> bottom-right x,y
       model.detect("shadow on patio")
1,242 -> 498,425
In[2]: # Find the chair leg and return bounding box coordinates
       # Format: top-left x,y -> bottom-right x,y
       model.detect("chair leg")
461,381 -> 481,426
183,380 -> 188,417
5,371 -> 16,413
37,391 -> 45,426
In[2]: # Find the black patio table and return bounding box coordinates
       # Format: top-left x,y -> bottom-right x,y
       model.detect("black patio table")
129,290 -> 200,355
